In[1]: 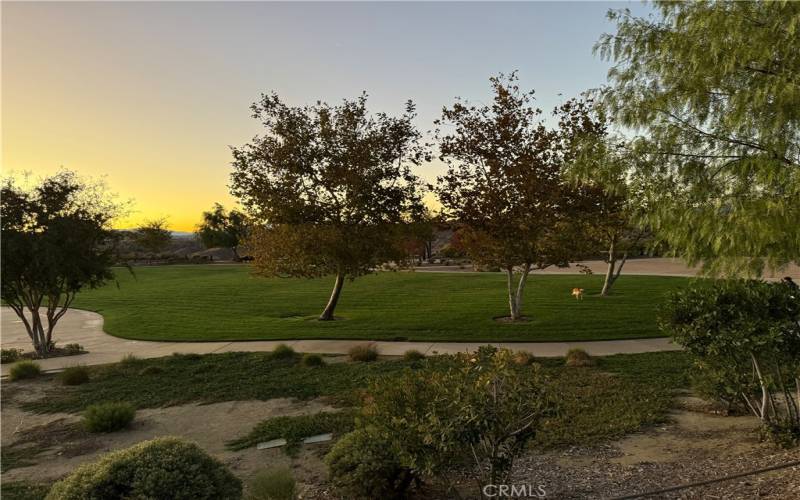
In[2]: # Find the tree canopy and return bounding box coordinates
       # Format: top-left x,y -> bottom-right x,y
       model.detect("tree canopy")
133,218 -> 172,258
196,203 -> 248,259
435,74 -> 599,320
597,1 -> 800,276
230,92 -> 427,320
1,171 -> 122,356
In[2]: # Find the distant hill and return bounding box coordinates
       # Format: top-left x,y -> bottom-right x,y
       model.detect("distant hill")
170,231 -> 196,239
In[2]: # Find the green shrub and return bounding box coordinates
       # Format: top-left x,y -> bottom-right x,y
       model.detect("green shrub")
348,345 -> 378,362
565,348 -> 593,367
46,437 -> 242,500
59,366 -> 90,386
301,353 -> 325,367
1,348 -> 24,364
325,427 -> 412,500
402,350 -> 425,362
270,344 -> 296,360
513,351 -> 537,366
247,468 -> 297,500
359,346 -> 553,497
662,279 -> 800,446
83,402 -> 135,433
9,361 -> 41,381
138,365 -> 165,376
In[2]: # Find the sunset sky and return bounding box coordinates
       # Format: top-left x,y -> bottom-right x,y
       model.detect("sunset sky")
3,1 -> 650,231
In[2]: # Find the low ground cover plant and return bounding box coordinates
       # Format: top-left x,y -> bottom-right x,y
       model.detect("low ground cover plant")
662,279 -> 800,446
83,402 -> 135,433
9,361 -> 41,381
246,468 -> 297,500
227,411 -> 355,455
46,437 -> 242,499
59,366 -> 90,386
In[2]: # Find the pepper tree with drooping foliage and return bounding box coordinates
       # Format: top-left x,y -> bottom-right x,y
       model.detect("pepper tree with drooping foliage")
230,93 -> 427,321
1,171 -> 123,357
435,73 -> 602,321
661,279 -> 800,447
597,1 -> 800,277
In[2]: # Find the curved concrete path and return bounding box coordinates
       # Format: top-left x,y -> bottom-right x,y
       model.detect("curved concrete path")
1,307 -> 680,375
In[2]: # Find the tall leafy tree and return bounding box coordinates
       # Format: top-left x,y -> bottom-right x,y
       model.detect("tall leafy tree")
435,74 -> 593,321
562,101 -> 651,296
1,171 -> 123,356
196,203 -> 248,260
597,1 -> 800,276
230,93 -> 427,320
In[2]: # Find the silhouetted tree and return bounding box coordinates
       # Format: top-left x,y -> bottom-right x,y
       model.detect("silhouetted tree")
197,203 -> 248,260
1,171 -> 123,356
133,218 -> 171,261
230,92 -> 427,320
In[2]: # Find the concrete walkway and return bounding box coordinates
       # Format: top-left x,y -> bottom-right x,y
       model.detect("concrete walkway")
1,307 -> 680,375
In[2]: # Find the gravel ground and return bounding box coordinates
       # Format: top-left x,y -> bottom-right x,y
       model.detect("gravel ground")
302,406 -> 800,499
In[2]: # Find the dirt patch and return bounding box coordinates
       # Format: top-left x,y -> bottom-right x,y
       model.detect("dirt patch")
508,409 -> 800,500
1,397 -> 338,485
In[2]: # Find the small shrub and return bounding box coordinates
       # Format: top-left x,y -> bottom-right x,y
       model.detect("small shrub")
301,353 -> 325,367
138,365 -> 165,376
9,361 -> 41,381
402,350 -> 425,362
247,468 -> 297,500
59,365 -> 90,386
348,345 -> 378,362
63,343 -> 84,354
119,354 -> 143,368
46,437 -> 242,500
83,402 -> 135,433
325,427 -> 412,500
513,351 -> 537,365
565,348 -> 594,367
1,348 -> 24,364
270,344 -> 296,360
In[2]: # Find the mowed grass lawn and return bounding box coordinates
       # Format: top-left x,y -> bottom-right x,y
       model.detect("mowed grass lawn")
72,265 -> 689,342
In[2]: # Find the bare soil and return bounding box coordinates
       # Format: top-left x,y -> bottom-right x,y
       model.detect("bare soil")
1,380 -> 338,492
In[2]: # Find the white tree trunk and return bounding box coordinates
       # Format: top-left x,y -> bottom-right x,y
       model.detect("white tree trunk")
506,264 -> 532,321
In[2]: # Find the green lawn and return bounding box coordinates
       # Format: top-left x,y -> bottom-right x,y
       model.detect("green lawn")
72,265 -> 688,342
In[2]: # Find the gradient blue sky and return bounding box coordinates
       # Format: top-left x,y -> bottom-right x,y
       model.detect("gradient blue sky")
3,1 -> 652,230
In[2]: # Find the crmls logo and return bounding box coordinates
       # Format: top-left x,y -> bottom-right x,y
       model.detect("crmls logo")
483,484 -> 547,498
